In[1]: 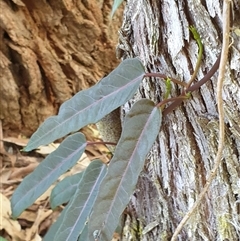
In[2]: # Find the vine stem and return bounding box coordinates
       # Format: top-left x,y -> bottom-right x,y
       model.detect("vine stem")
156,96 -> 188,109
163,55 -> 221,115
170,1 -> 231,240
185,26 -> 204,89
144,72 -> 187,87
87,141 -> 117,146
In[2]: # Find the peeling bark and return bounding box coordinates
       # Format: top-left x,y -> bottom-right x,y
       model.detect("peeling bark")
118,1 -> 240,240
0,0 -> 121,136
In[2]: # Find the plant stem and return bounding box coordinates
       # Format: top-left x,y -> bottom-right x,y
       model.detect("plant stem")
87,141 -> 117,146
145,73 -> 187,87
163,55 -> 221,116
186,26 -> 204,89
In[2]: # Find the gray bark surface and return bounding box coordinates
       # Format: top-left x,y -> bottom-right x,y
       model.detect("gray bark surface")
118,1 -> 240,240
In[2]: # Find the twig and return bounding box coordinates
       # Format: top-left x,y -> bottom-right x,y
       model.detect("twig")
170,1 -> 231,240
87,141 -> 117,146
144,73 -> 187,87
185,26 -> 204,89
156,96 -> 188,108
0,120 -> 4,151
163,55 -> 221,116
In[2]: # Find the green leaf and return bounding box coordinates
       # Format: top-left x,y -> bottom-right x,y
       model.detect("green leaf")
11,133 -> 86,218
44,160 -> 107,241
78,224 -> 88,241
25,58 -> 145,151
88,99 -> 162,241
111,0 -> 124,18
50,172 -> 84,209
0,237 -> 8,241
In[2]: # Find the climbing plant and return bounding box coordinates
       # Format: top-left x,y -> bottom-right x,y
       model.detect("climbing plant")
11,22 -> 224,241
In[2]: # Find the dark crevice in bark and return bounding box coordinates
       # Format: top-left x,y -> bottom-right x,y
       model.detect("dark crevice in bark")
37,60 -> 54,103
155,0 -> 163,47
5,0 -> 19,11
183,1 -> 194,26
183,44 -> 194,82
212,15 -> 223,38
185,111 -> 207,187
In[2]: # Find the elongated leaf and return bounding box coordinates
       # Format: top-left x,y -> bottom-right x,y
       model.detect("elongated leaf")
25,58 -> 145,151
43,161 -> 106,241
54,160 -> 107,241
78,224 -> 88,241
0,237 -> 8,241
88,99 -> 162,241
50,172 -> 84,209
111,0 -> 124,17
53,160 -> 107,241
11,133 -> 86,218
43,197 -> 70,241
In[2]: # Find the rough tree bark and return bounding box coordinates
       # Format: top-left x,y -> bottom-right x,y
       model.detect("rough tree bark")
1,0 -> 239,240
117,1 -> 240,241
0,0 -> 121,136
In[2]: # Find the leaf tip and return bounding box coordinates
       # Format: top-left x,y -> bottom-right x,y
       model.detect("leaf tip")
22,143 -> 33,152
10,204 -> 20,220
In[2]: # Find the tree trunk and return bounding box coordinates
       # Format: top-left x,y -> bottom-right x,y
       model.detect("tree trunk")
0,0 -> 121,136
118,1 -> 240,240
